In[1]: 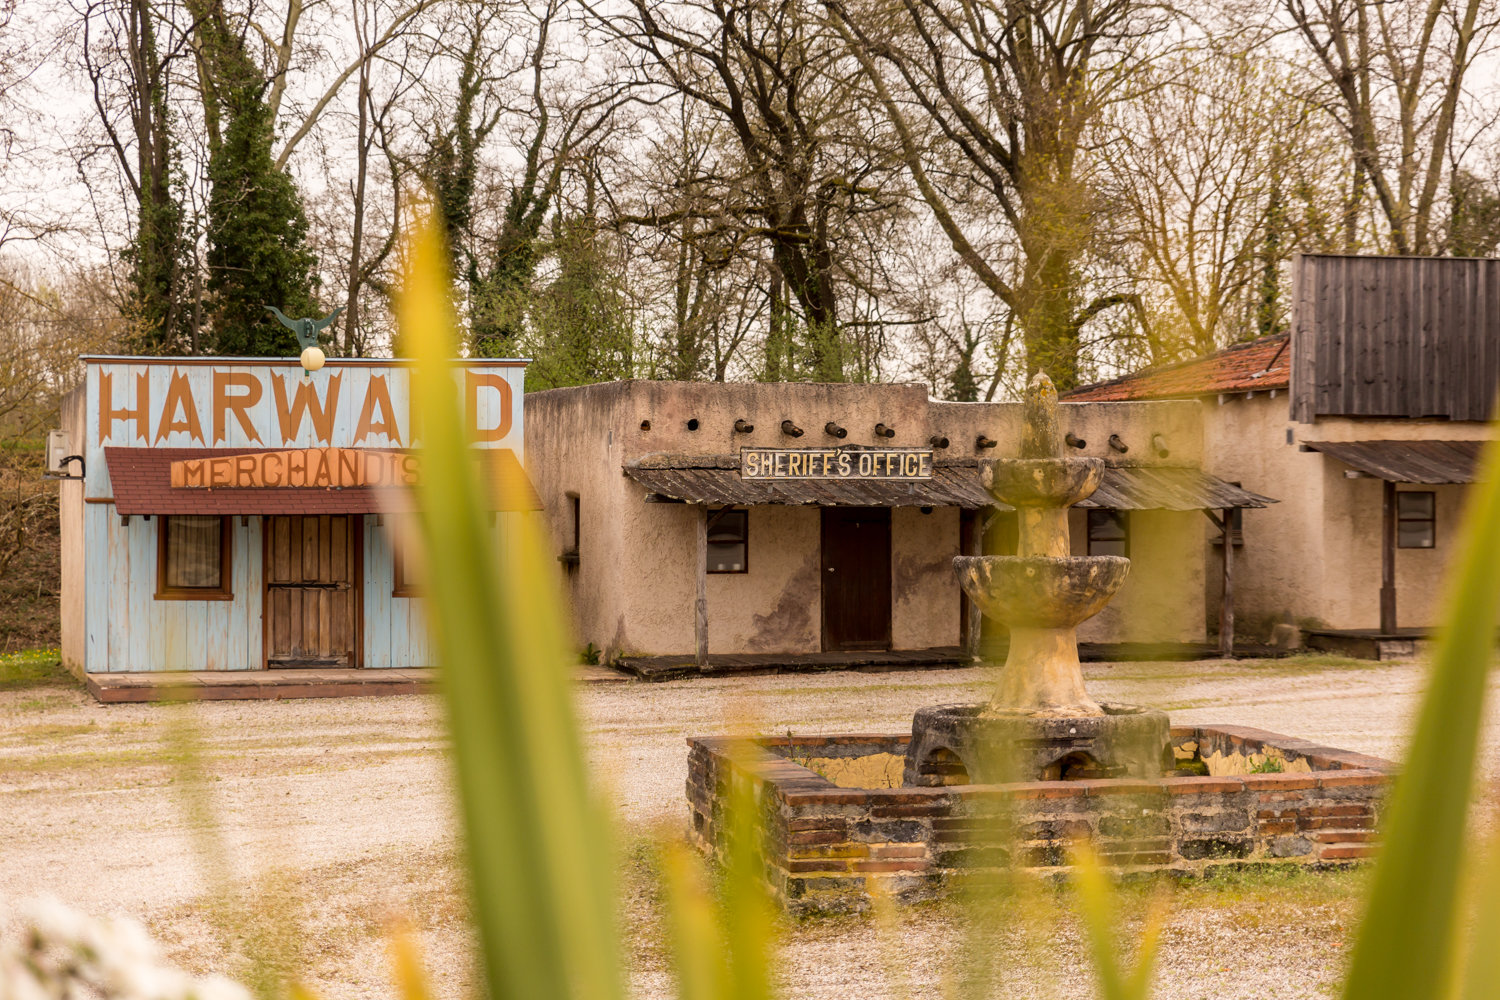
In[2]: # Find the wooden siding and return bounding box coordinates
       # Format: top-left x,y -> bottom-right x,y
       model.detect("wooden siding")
1291,254 -> 1500,422
72,358 -> 526,673
363,516 -> 435,669
85,507 -> 263,672
60,388 -> 87,675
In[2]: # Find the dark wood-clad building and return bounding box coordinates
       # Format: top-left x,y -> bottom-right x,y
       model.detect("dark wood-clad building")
1069,254 -> 1499,656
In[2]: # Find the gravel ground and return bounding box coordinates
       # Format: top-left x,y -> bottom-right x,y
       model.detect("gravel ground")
0,656 -> 1491,998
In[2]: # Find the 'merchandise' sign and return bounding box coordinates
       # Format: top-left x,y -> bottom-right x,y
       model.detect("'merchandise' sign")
741,447 -> 933,480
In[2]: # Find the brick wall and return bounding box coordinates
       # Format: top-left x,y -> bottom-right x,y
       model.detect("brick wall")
686,727 -> 1393,915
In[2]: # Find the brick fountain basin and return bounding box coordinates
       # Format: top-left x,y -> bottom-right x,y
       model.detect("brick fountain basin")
686,726 -> 1394,915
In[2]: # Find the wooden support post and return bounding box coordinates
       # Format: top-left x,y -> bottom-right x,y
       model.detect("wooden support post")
1219,509 -> 1234,658
965,509 -> 983,661
1381,478 -> 1398,634
695,504 -> 709,669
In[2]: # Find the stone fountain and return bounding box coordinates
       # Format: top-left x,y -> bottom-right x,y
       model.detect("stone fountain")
687,369 -> 1394,914
903,373 -> 1171,785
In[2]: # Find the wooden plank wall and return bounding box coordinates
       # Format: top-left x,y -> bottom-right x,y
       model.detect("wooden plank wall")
359,514 -> 520,669
1291,254 -> 1500,422
362,516 -> 434,669
85,507 -> 263,672
75,359 -> 527,673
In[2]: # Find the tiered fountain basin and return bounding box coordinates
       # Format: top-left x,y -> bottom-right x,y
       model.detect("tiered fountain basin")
686,727 -> 1393,916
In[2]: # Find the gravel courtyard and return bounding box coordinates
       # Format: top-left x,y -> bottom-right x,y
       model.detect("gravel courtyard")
1,655 -> 1490,998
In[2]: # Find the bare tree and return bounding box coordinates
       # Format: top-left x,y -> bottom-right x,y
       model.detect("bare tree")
594,0 -> 907,381
1280,0 -> 1500,254
1108,48 -> 1352,360
825,0 -> 1161,389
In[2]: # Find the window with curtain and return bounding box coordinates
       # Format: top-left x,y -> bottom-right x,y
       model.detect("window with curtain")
157,515 -> 231,599
392,516 -> 423,597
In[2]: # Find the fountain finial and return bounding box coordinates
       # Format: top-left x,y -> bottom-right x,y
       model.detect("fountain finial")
1020,372 -> 1061,459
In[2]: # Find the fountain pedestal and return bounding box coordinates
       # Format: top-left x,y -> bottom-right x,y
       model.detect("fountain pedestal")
903,373 -> 1171,784
905,704 -> 1170,785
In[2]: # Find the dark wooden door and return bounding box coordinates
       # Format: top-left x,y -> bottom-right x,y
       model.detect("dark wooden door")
264,515 -> 361,668
821,507 -> 892,651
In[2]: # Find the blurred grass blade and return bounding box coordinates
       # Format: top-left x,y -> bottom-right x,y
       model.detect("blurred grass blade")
661,845 -> 724,1000
868,880 -> 913,1000
401,215 -> 622,1000
1072,846 -> 1160,1000
721,742 -> 777,1000
1341,436 -> 1500,1000
386,924 -> 434,1000
660,742 -> 777,1000
1458,812 -> 1500,1000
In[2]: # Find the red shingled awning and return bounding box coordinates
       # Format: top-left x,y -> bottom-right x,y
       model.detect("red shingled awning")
103,447 -> 542,514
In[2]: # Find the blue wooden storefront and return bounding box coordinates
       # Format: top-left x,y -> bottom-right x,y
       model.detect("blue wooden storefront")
58,357 -> 534,675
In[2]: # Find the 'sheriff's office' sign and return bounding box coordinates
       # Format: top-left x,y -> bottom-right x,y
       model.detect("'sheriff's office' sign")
741,446 -> 933,480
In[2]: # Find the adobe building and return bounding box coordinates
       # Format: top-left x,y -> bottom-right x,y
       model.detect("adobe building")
56,356 -> 536,682
1068,253 -> 1499,657
524,380 -> 1272,668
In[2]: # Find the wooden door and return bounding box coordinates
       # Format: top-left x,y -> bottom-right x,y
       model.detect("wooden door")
821,507 -> 892,651
264,515 -> 361,668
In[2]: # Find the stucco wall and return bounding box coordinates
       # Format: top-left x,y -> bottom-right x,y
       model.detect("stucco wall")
927,398 -> 1203,467
1200,392 -> 1494,631
1070,508 -> 1206,643
892,506 -> 962,649
527,381 -> 1213,657
523,382 -> 634,657
714,506 -> 823,654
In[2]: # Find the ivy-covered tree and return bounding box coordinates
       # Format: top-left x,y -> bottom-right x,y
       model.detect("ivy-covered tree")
190,0 -> 317,356
524,209 -> 634,388
84,0 -> 191,352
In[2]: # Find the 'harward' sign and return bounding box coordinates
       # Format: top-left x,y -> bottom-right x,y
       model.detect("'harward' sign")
741,446 -> 933,480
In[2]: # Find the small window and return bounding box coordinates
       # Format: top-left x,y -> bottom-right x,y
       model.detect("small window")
559,493 -> 581,569
393,543 -> 420,597
707,508 -> 748,573
1397,491 -> 1436,548
156,515 -> 232,600
1087,509 -> 1128,557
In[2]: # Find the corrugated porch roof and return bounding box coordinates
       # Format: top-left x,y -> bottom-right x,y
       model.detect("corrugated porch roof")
1301,440 -> 1488,484
624,455 -> 1275,511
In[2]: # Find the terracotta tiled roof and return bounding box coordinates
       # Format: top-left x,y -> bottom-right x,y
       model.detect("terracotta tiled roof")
103,447 -> 542,515
1064,335 -> 1290,402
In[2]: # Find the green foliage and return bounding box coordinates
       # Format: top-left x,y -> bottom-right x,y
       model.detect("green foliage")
1248,758 -> 1284,774
401,218 -> 623,1000
0,649 -> 75,692
521,214 -> 634,389
1339,434 -> 1500,999
1448,170 -> 1500,258
204,84 -> 318,357
124,181 -> 190,353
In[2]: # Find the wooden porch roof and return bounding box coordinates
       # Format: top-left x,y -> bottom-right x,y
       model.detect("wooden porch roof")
1301,439 -> 1489,484
625,456 -> 1276,511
